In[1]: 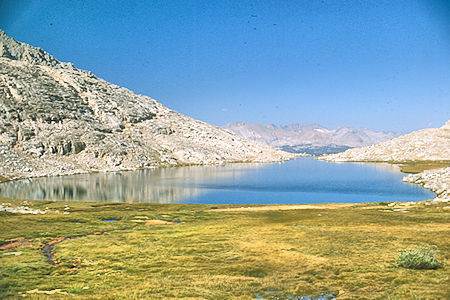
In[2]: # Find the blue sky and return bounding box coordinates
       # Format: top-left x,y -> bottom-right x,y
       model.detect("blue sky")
1,0 -> 449,132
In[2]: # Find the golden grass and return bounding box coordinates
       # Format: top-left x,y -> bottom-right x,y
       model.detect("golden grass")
212,203 -> 354,212
0,197 -> 448,299
396,160 -> 450,173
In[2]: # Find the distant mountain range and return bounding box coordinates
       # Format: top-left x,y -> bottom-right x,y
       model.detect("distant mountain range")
223,122 -> 399,155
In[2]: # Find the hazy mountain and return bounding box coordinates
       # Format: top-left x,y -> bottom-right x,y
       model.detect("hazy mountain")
0,30 -> 292,180
223,122 -> 399,155
319,121 -> 450,162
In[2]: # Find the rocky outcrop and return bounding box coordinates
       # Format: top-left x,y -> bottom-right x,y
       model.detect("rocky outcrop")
223,122 -> 398,155
0,30 -> 293,180
319,122 -> 450,162
320,122 -> 450,201
403,167 -> 450,202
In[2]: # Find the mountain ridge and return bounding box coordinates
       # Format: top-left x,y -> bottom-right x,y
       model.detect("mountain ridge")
0,30 -> 62,68
223,122 -> 399,155
0,30 -> 293,180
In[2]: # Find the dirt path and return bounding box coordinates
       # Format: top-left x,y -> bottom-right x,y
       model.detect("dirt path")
0,238 -> 32,251
211,203 -> 355,212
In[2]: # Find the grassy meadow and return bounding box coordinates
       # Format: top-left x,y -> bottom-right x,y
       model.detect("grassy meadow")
0,196 -> 449,299
396,161 -> 450,174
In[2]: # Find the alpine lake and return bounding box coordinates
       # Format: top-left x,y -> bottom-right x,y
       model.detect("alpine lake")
0,158 -> 448,299
0,157 -> 435,204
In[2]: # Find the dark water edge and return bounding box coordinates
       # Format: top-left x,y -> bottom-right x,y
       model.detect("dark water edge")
0,158 -> 435,204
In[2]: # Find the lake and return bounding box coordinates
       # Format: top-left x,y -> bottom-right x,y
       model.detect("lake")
0,158 -> 434,204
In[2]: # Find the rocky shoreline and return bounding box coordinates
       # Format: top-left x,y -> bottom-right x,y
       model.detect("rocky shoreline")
403,167 -> 450,202
319,121 -> 450,202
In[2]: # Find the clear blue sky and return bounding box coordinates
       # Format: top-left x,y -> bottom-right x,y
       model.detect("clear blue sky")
1,0 -> 449,132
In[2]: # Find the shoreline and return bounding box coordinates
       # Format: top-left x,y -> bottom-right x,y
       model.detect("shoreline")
0,158 -> 442,209
0,157 -> 443,206
317,158 -> 449,202
0,155 -> 297,183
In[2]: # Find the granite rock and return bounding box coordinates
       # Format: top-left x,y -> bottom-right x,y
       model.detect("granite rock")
0,30 -> 293,180
319,122 -> 450,199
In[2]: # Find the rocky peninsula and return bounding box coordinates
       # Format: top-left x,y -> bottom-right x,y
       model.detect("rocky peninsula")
0,31 -> 293,181
320,121 -> 450,201
403,167 -> 450,201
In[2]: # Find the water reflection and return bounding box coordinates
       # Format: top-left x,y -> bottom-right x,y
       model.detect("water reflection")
349,161 -> 401,173
0,163 -> 262,203
0,158 -> 434,204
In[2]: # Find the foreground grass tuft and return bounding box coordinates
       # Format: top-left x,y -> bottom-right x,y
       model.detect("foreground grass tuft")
396,246 -> 443,270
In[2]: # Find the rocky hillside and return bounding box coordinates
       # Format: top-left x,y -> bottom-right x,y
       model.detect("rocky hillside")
320,121 -> 450,201
319,121 -> 450,162
223,122 -> 398,155
0,30 -> 293,180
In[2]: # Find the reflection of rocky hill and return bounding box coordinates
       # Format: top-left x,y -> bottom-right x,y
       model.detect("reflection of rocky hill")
0,163 -> 262,203
223,122 -> 398,155
0,31 -> 292,181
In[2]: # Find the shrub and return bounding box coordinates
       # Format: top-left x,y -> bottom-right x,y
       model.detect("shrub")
396,246 -> 442,270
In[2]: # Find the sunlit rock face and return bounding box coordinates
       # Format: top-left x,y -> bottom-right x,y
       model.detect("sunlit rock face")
319,122 -> 450,200
319,122 -> 450,162
0,30 -> 293,179
403,167 -> 450,202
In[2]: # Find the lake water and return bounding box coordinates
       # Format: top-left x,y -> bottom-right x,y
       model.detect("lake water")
0,158 -> 434,204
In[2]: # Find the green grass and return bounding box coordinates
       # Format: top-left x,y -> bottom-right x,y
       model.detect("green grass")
397,246 -> 443,270
0,175 -> 10,183
0,197 -> 449,299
